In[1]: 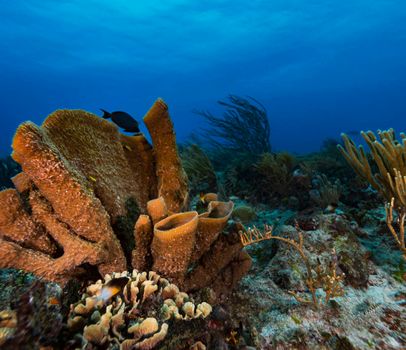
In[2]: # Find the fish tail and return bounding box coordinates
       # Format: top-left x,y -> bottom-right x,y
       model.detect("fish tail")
100,109 -> 111,119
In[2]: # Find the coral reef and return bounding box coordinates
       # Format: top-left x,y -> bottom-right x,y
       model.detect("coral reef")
3,96 -> 404,349
67,269 -> 212,349
0,100 -> 250,298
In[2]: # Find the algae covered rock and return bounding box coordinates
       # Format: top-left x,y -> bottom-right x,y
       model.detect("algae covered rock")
232,205 -> 257,224
0,269 -> 62,349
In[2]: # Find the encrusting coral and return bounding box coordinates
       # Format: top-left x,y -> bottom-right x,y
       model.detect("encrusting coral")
0,99 -> 250,297
67,269 -> 212,349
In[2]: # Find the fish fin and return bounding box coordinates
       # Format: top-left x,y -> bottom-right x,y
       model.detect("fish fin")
124,127 -> 140,133
100,109 -> 111,119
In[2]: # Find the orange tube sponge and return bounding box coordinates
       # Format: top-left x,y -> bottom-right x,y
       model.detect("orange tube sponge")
132,214 -> 153,271
151,211 -> 198,284
143,99 -> 189,213
191,201 -> 234,263
147,197 -> 168,225
0,189 -> 56,255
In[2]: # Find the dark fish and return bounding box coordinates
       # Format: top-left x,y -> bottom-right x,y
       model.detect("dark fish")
100,109 -> 140,133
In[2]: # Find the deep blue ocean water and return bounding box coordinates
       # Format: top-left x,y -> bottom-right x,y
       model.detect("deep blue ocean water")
1,1 -> 405,157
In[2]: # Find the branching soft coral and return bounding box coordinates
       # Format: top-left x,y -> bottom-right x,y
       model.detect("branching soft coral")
339,129 -> 406,259
196,95 -> 271,155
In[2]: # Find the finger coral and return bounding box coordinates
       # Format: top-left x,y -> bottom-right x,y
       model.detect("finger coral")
67,269 -> 212,349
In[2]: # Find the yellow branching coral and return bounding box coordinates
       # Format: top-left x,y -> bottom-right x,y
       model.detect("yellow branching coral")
386,199 -> 406,260
338,129 -> 406,203
338,129 -> 406,259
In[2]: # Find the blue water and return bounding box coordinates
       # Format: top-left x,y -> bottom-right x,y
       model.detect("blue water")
1,1 -> 405,157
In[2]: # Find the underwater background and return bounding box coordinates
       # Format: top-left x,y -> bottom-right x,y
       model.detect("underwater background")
1,0 -> 406,156
0,1 -> 406,350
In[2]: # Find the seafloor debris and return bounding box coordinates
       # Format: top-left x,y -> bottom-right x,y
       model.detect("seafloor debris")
67,269 -> 212,349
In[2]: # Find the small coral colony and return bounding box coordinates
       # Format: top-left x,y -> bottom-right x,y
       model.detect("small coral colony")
0,96 -> 404,349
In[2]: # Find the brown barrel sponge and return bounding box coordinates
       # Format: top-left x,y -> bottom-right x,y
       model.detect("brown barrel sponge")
147,197 -> 168,225
151,211 -> 198,284
191,200 -> 234,263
